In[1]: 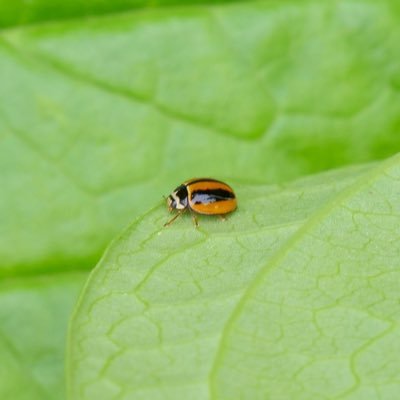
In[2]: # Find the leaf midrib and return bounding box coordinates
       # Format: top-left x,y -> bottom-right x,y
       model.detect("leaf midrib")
0,0 -> 246,33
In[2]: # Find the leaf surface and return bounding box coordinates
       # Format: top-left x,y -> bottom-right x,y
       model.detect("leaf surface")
2,0 -> 400,274
2,1 -> 400,399
0,272 -> 87,400
210,154 -> 400,399
68,164 -> 375,399
0,0 -> 242,29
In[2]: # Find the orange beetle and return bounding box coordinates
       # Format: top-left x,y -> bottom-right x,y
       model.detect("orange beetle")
164,178 -> 237,227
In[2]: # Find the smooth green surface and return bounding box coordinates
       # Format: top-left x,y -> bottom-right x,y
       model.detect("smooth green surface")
68,164 -> 378,399
0,272 -> 87,400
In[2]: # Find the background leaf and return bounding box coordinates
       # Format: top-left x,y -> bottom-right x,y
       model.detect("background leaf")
0,272 -> 86,400
0,0 -> 242,29
1,0 -> 400,399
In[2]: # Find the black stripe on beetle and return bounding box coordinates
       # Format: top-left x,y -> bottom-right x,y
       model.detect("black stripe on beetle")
191,189 -> 235,204
186,178 -> 223,185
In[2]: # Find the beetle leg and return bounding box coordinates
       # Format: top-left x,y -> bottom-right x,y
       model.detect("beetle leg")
218,215 -> 227,221
164,209 -> 185,227
189,209 -> 199,227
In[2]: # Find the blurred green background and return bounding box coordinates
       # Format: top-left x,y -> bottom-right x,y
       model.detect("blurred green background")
1,0 -> 400,398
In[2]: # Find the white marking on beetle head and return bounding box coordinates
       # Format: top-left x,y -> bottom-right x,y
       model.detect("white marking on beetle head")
172,192 -> 186,210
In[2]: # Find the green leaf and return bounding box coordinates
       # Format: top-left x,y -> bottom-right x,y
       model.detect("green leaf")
2,1 -> 400,399
2,0 -> 400,275
210,154 -> 400,400
0,272 -> 87,400
0,0 -> 242,29
68,163 -> 376,399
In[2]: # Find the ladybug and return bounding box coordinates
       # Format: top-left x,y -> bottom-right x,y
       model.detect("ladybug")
164,178 -> 237,227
